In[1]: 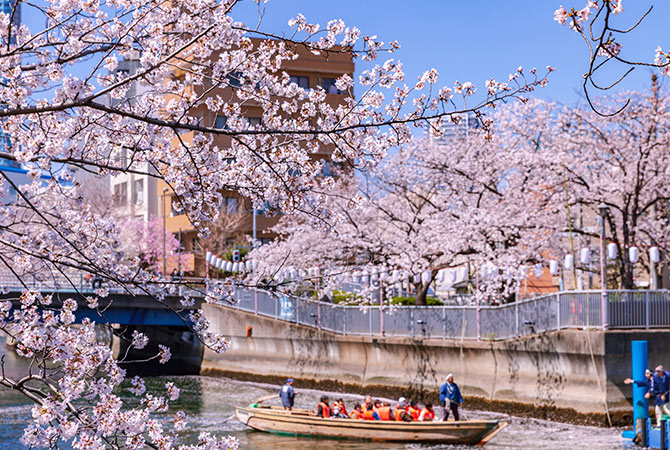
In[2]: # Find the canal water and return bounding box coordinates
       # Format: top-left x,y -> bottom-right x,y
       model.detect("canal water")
0,338 -> 623,449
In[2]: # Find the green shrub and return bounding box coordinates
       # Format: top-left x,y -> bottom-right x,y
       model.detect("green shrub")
391,296 -> 444,306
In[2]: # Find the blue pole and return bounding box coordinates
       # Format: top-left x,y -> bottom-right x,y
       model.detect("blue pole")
632,340 -> 649,426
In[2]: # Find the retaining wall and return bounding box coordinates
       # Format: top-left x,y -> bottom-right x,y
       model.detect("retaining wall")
201,304 -> 670,426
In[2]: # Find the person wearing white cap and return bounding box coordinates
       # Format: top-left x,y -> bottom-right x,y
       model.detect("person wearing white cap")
394,397 -> 412,421
439,373 -> 463,421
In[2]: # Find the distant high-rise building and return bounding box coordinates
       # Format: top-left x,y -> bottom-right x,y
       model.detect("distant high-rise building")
0,0 -> 20,27
431,112 -> 481,145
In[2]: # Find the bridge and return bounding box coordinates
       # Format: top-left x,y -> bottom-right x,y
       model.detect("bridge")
1,279 -> 207,375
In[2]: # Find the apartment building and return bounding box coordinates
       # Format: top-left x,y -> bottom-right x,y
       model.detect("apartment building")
159,39 -> 355,275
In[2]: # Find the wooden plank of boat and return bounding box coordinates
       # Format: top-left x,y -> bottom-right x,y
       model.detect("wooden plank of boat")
235,406 -> 507,444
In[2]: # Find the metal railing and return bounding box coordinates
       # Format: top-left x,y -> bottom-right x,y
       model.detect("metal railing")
228,289 -> 670,340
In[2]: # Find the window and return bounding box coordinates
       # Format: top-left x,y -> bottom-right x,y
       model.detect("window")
214,115 -> 228,129
247,117 -> 261,128
224,197 -> 238,214
321,77 -> 344,94
289,75 -> 309,89
226,72 -> 243,87
171,197 -> 184,217
113,182 -> 127,206
133,179 -> 144,205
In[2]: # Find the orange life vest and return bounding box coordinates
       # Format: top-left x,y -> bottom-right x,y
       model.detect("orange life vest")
408,406 -> 420,421
318,402 -> 330,418
394,408 -> 406,421
363,409 -> 377,420
337,402 -> 348,417
350,409 -> 363,420
420,408 -> 435,421
378,406 -> 392,421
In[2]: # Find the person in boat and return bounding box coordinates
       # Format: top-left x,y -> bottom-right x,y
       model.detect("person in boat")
377,401 -> 393,421
651,365 -> 670,427
363,401 -> 381,420
317,395 -> 331,418
279,378 -> 296,411
394,398 -> 412,422
439,373 -> 464,421
350,403 -> 364,420
362,395 -> 373,411
418,403 -> 436,422
624,368 -> 654,400
331,398 -> 348,418
407,400 -> 421,421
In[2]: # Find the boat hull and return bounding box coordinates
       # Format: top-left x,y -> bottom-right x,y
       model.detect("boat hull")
236,407 -> 506,444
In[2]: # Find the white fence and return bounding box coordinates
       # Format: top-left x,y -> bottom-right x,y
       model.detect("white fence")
230,289 -> 670,340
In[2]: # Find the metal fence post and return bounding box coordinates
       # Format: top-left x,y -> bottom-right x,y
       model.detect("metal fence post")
556,293 -> 561,331
343,308 -> 347,335
645,291 -> 650,330
296,298 -> 300,325
443,307 -> 447,339
275,296 -> 279,320
369,307 -> 372,336
410,309 -> 415,337
515,298 -> 519,338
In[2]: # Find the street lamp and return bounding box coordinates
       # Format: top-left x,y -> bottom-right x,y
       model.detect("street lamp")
598,202 -> 609,330
162,187 -> 169,276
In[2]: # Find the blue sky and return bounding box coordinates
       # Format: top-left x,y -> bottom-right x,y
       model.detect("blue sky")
232,0 -> 669,107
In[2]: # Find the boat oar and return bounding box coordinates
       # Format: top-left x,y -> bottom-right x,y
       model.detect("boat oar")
222,393 -> 279,423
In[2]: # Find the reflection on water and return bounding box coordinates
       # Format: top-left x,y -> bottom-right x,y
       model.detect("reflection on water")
1,336 -> 623,449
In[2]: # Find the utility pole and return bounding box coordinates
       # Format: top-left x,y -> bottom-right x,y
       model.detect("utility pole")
162,187 -> 168,276
598,203 -> 609,330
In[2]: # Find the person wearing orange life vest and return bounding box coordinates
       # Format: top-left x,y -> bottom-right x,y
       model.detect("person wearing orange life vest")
350,403 -> 364,420
317,395 -> 331,418
377,401 -> 392,421
394,397 -> 412,422
362,401 -> 381,421
407,400 -> 421,421
362,396 -> 372,410
331,398 -> 348,418
418,403 -> 436,422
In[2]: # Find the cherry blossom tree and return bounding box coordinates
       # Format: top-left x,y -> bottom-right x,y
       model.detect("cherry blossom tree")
118,216 -> 180,272
0,0 -> 554,447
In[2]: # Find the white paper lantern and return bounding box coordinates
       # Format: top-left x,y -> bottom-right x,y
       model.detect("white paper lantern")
607,243 -> 618,260
490,266 -> 498,278
214,257 -> 221,269
436,269 -> 445,283
650,246 -> 661,264
413,274 -> 421,283
205,251 -> 212,263
479,265 -> 488,280
449,269 -> 457,284
421,270 -> 431,284
564,254 -> 574,270
371,272 -> 379,282
580,248 -> 591,265
629,246 -> 639,263
519,265 -> 527,279
533,264 -> 543,278
549,260 -> 559,275
459,267 -> 468,281
362,272 -> 370,284
234,263 -> 241,272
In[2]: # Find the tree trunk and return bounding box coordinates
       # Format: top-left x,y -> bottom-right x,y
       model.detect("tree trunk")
414,282 -> 430,306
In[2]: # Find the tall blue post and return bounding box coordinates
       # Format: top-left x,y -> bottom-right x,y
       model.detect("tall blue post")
632,340 -> 649,426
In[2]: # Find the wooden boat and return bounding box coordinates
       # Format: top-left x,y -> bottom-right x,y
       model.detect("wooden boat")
235,405 -> 507,445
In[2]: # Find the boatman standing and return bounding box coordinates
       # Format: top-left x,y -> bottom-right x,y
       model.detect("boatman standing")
279,378 -> 296,411
624,368 -> 654,400
651,365 -> 670,427
439,373 -> 464,421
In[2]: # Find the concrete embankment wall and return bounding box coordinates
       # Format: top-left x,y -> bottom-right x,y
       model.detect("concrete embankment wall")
201,304 -> 670,426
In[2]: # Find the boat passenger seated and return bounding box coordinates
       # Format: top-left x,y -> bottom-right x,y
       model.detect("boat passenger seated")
418,403 -> 436,422
350,403 -> 364,420
394,398 -> 412,422
331,398 -> 348,418
362,396 -> 372,411
363,400 -> 381,421
317,395 -> 331,418
407,400 -> 421,421
378,401 -> 392,421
